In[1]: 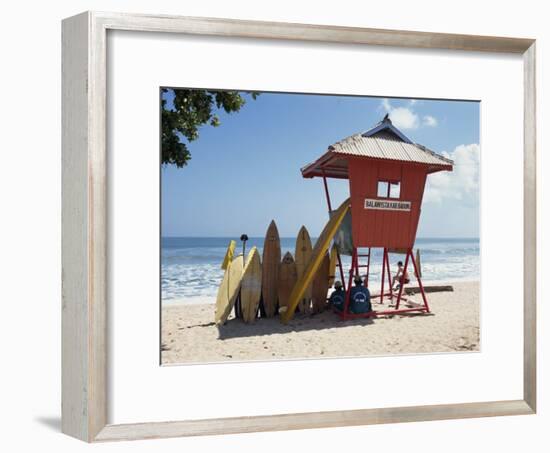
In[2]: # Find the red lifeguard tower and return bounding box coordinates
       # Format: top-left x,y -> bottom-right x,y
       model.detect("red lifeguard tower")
301,115 -> 454,319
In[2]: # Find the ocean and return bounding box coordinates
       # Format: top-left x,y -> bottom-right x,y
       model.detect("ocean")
161,237 -> 480,303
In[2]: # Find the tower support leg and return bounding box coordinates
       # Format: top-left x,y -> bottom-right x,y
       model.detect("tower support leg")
386,248 -> 393,300
380,248 -> 387,305
336,253 -> 346,292
342,247 -> 358,320
321,170 -> 346,292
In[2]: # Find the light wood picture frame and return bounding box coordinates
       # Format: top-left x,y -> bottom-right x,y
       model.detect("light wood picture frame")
62,11 -> 537,442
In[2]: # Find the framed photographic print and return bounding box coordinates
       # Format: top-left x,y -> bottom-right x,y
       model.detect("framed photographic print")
160,90 -> 479,365
62,11 -> 536,442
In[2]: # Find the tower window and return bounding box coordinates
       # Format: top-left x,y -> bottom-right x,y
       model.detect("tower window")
377,180 -> 401,199
377,181 -> 389,198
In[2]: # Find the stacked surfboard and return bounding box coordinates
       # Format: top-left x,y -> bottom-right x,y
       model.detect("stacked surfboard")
215,200 -> 349,325
215,245 -> 262,325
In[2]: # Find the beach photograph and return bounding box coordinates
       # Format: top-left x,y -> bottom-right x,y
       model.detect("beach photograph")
160,89 -> 480,365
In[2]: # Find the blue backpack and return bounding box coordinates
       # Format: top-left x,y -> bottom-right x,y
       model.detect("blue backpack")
329,289 -> 345,311
349,286 -> 372,314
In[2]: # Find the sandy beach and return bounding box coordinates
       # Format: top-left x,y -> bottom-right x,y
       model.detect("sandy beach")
161,281 -> 479,364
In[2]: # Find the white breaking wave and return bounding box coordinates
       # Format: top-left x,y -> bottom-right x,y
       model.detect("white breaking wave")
161,237 -> 479,302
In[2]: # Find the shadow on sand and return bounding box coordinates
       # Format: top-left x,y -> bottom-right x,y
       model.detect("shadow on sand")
216,309 -> 375,340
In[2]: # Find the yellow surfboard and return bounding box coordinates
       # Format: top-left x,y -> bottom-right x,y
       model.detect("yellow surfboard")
328,244 -> 338,287
262,220 -> 281,317
215,254 -> 244,325
241,247 -> 262,323
295,226 -> 313,315
215,263 -> 231,324
278,252 -> 298,314
281,198 -> 350,323
221,240 -> 236,270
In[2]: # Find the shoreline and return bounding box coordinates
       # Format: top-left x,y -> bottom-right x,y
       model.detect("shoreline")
161,281 -> 480,364
162,278 -> 480,306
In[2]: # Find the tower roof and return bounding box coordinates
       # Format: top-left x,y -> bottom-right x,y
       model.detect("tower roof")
362,113 -> 414,143
301,116 -> 453,179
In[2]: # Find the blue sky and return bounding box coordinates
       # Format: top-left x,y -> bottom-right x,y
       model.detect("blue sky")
161,91 -> 479,238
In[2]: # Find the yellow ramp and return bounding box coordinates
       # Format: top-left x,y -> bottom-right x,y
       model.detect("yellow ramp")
280,198 -> 350,323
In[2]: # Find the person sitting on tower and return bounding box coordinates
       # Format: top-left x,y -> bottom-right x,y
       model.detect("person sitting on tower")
349,276 -> 372,314
329,281 -> 345,312
392,260 -> 410,291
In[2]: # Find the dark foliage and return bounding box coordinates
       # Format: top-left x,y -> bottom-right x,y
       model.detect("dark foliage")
161,89 -> 258,167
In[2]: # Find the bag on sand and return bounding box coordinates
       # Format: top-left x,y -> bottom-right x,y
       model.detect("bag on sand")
349,287 -> 372,314
329,290 -> 345,311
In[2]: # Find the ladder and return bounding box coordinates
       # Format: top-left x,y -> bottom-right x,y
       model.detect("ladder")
342,247 -> 371,316
352,248 -> 372,286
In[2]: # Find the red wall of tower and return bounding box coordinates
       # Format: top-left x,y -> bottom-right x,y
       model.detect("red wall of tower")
347,157 -> 428,248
